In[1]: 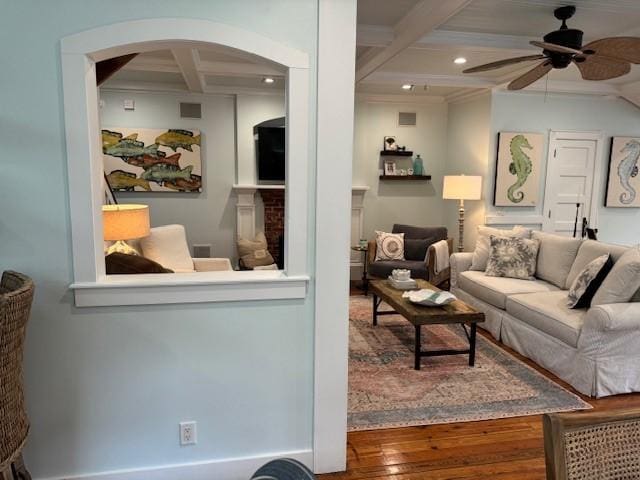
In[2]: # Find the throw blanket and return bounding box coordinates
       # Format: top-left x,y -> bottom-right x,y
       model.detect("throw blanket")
432,239 -> 450,274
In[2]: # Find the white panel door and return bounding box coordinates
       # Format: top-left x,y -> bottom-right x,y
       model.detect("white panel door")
543,133 -> 598,236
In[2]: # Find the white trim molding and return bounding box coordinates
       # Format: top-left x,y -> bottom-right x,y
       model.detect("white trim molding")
71,272 -> 309,307
60,18 -> 310,305
40,449 -> 313,480
314,0 -> 357,474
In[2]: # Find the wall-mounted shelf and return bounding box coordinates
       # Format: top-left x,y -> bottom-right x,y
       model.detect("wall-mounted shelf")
380,150 -> 413,157
379,175 -> 431,181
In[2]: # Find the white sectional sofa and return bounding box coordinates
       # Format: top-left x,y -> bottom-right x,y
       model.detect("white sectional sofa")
451,233 -> 640,398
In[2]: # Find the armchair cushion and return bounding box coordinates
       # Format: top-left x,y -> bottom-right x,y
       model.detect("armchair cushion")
193,258 -> 232,272
392,224 -> 447,241
139,224 -> 195,273
404,238 -> 430,261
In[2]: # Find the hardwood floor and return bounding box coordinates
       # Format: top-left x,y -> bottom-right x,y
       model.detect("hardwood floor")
324,288 -> 640,480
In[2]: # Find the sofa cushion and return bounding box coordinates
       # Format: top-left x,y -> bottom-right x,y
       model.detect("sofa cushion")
531,231 -> 582,288
566,240 -> 630,288
592,247 -> 640,306
470,225 -> 531,271
458,270 -> 559,310
392,224 -> 447,241
506,291 -> 587,347
404,238 -> 430,261
369,260 -> 428,280
374,231 -> 405,261
567,254 -> 613,309
105,253 -> 173,274
139,224 -> 195,273
485,236 -> 540,280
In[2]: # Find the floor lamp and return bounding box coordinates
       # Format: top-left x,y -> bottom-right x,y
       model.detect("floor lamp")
443,175 -> 482,252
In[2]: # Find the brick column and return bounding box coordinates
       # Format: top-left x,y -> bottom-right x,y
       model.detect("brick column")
259,189 -> 285,265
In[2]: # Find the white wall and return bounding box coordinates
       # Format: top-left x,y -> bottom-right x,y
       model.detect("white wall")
0,2 -> 319,479
444,94 -> 492,251
100,90 -> 238,261
490,91 -> 640,245
353,100 -> 449,239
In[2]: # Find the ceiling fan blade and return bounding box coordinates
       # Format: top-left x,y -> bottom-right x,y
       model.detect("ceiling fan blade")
582,37 -> 640,64
462,55 -> 546,74
530,40 -> 582,55
507,61 -> 553,90
574,55 -> 631,81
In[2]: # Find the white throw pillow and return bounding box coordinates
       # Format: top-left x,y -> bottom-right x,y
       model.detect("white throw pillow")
532,231 -> 583,288
375,231 -> 405,261
139,224 -> 195,273
470,225 -> 531,271
592,247 -> 640,306
567,254 -> 612,309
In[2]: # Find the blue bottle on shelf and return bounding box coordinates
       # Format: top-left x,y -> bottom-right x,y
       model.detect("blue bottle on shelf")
413,154 -> 424,176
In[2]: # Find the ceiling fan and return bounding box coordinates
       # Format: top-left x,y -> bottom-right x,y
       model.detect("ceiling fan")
462,6 -> 640,90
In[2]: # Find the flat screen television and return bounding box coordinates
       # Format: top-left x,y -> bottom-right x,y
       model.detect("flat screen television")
254,117 -> 285,183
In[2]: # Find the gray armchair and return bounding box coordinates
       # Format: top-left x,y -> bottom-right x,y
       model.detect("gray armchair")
368,224 -> 453,288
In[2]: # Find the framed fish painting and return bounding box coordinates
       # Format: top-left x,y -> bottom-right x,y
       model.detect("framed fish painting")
102,127 -> 202,193
605,136 -> 640,208
493,132 -> 543,207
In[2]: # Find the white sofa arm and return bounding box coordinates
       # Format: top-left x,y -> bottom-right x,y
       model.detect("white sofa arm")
584,303 -> 640,332
450,252 -> 474,289
193,258 -> 233,272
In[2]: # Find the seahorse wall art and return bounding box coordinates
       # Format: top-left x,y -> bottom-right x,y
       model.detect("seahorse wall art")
606,137 -> 640,208
507,134 -> 533,203
617,139 -> 640,205
494,132 -> 542,207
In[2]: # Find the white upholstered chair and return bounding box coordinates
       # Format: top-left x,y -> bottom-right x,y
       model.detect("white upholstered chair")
138,224 -> 232,273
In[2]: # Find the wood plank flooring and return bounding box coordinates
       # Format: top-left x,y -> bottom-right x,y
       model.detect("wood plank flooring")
324,288 -> 640,479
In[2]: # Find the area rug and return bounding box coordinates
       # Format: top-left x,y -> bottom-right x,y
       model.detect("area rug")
348,296 -> 591,431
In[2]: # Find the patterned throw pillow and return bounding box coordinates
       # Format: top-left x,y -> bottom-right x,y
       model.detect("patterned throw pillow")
567,254 -> 613,308
374,231 -> 405,261
485,235 -> 540,280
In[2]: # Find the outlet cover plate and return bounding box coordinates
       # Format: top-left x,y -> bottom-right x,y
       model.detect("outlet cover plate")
179,421 -> 197,445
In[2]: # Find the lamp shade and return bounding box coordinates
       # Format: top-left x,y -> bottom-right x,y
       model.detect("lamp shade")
443,175 -> 482,201
102,204 -> 150,241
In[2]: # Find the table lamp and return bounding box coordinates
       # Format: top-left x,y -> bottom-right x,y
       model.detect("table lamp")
443,175 -> 482,252
102,204 -> 150,256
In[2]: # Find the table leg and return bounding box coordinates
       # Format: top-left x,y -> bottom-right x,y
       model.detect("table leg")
414,324 -> 421,370
362,252 -> 369,296
372,294 -> 378,326
469,323 -> 477,367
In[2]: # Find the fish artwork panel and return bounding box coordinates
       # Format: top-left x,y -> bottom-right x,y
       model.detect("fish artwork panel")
605,136 -> 640,208
494,132 -> 543,207
102,127 -> 202,193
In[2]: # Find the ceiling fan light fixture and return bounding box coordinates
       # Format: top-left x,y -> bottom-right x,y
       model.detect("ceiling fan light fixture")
262,77 -> 275,84
454,57 -> 467,65
401,84 -> 414,91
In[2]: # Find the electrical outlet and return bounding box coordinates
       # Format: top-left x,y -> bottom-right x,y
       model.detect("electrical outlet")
179,421 -> 197,446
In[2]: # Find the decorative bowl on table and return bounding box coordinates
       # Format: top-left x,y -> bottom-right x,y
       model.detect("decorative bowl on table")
402,289 -> 456,306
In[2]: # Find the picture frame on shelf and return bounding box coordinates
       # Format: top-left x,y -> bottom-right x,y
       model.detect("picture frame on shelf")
384,160 -> 397,176
383,136 -> 397,151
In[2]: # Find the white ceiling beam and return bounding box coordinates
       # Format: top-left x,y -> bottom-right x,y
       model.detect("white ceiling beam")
172,48 -> 206,93
123,56 -> 180,73
445,88 -> 489,104
355,0 -> 474,82
354,92 -> 445,104
362,71 -> 496,89
493,79 -> 622,97
198,60 -> 283,78
357,24 -> 538,53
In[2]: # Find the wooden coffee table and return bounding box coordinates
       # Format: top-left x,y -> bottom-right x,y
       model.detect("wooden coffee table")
369,279 -> 485,370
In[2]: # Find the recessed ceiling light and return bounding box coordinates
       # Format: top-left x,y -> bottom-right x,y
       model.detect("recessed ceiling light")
401,84 -> 414,90
263,77 -> 275,84
454,57 -> 467,65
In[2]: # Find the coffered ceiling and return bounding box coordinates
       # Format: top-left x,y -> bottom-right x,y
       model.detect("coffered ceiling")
102,0 -> 640,107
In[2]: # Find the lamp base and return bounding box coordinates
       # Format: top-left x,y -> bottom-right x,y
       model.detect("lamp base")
458,199 -> 465,252
105,240 -> 140,256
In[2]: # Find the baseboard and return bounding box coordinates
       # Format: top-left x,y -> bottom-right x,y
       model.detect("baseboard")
37,449 -> 313,480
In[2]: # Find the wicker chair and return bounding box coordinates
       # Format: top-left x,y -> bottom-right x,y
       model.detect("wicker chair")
0,272 -> 34,480
543,408 -> 640,480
